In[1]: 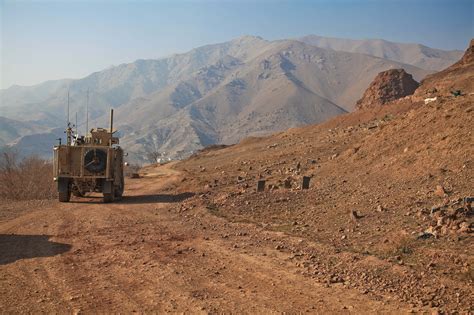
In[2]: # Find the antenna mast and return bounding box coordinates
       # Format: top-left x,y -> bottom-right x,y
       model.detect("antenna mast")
66,90 -> 72,145
67,90 -> 70,127
86,88 -> 89,136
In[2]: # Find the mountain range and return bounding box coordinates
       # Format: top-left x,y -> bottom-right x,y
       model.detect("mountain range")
0,35 -> 463,162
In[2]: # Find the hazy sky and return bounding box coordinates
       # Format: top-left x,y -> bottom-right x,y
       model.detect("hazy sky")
1,0 -> 473,89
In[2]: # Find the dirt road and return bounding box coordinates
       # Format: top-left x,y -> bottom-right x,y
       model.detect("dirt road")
0,164 -> 409,313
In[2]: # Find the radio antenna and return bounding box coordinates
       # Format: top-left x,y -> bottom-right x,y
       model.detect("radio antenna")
66,90 -> 72,145
67,90 -> 70,127
86,88 -> 89,136
75,112 -> 78,136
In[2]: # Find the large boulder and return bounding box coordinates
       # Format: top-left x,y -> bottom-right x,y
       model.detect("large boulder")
356,69 -> 419,109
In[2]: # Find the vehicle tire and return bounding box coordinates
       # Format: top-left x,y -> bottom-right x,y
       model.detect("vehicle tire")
58,179 -> 71,202
103,193 -> 114,203
59,191 -> 71,202
103,184 -> 115,203
114,185 -> 123,201
114,175 -> 124,201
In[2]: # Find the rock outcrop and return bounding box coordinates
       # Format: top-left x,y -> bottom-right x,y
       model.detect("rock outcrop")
460,38 -> 474,65
356,69 -> 419,109
414,39 -> 473,99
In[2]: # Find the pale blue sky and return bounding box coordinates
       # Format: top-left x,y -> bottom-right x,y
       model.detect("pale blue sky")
1,0 -> 473,89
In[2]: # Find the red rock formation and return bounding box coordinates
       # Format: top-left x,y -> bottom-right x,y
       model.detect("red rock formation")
356,69 -> 419,109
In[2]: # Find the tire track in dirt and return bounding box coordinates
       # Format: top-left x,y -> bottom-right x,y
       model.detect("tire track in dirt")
1,163 -> 408,313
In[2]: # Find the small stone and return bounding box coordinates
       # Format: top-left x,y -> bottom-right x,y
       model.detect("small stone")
458,221 -> 471,233
434,185 -> 446,197
350,210 -> 362,221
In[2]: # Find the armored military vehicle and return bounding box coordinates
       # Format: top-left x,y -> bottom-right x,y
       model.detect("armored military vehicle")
53,109 -> 124,203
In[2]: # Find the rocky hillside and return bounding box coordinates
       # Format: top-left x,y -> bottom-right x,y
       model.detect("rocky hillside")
415,39 -> 474,99
355,69 -> 419,109
174,41 -> 474,312
0,35 -> 448,161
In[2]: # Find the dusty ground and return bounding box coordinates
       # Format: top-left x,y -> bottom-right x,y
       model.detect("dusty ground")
0,163 -> 419,313
175,94 -> 473,313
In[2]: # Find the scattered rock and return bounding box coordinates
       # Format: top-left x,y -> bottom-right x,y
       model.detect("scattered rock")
417,231 -> 434,240
424,96 -> 438,104
458,221 -> 471,233
350,210 -> 363,222
434,185 -> 446,197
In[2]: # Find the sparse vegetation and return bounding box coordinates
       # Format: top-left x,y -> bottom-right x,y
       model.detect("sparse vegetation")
145,150 -> 163,164
0,151 -> 56,201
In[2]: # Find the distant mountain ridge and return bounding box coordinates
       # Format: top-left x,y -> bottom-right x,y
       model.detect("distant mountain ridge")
1,34 -> 460,162
298,35 -> 463,71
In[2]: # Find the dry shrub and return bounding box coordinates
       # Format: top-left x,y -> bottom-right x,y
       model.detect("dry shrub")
0,151 -> 56,201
